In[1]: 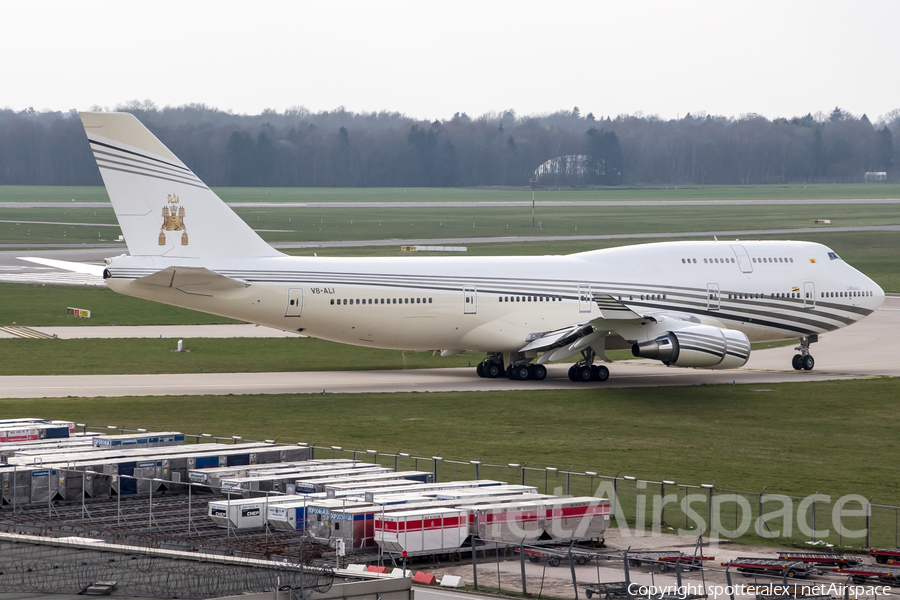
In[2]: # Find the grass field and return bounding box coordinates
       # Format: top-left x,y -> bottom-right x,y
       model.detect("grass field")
0,337 -> 478,374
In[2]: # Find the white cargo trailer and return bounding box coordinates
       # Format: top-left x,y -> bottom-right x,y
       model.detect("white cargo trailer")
375,508 -> 469,554
470,497 -> 610,543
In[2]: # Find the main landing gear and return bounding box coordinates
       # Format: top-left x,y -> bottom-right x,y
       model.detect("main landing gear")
475,354 -> 548,380
567,349 -> 609,382
475,355 -> 503,379
791,335 -> 818,371
475,349 -> 611,382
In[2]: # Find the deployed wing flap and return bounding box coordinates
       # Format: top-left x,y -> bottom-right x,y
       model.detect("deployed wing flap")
593,293 -> 643,319
134,266 -> 249,296
519,323 -> 591,353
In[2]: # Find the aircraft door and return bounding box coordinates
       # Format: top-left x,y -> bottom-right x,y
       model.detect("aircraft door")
730,244 -> 753,273
578,284 -> 592,313
285,288 -> 303,317
463,286 -> 477,314
707,283 -> 720,310
804,281 -> 816,308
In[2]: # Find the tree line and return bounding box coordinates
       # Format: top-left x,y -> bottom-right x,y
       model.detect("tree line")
0,101 -> 896,187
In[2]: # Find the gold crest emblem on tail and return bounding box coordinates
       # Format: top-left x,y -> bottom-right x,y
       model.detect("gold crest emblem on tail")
158,194 -> 189,246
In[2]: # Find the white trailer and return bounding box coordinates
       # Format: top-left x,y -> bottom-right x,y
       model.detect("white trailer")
470,497 -> 610,543
207,495 -> 301,529
375,508 -> 469,554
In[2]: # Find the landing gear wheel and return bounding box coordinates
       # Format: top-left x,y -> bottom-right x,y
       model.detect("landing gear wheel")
568,365 -> 578,381
506,365 -> 515,380
486,362 -> 501,378
577,366 -> 593,382
791,354 -> 803,370
801,355 -> 815,371
514,365 -> 531,380
476,363 -> 486,378
532,364 -> 547,381
594,365 -> 610,382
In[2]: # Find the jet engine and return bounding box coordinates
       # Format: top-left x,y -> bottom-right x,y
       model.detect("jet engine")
631,325 -> 750,369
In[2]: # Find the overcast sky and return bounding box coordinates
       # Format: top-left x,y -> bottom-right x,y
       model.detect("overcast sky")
3,0 -> 897,122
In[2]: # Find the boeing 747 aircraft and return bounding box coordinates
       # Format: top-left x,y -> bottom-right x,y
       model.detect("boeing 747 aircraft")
23,113 -> 886,382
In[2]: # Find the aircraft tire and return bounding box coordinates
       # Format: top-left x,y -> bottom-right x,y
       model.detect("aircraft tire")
595,365 -> 610,382
567,365 -> 578,381
801,355 -> 815,371
791,354 -> 803,370
532,364 -> 547,380
577,366 -> 593,382
514,365 -> 531,380
486,362 -> 502,378
476,363 -> 486,378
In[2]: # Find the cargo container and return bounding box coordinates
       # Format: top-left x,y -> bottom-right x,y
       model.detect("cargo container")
187,460 -> 363,490
330,493 -> 550,550
470,497 -> 610,543
324,479 -> 503,498
91,432 -> 185,448
294,470 -> 433,494
208,495 -> 313,529
375,508 -> 469,554
220,466 -> 391,497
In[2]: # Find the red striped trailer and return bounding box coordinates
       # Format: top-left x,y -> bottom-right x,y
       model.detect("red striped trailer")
869,548 -> 900,564
777,552 -> 861,566
470,497 -> 610,544
375,507 -> 469,554
627,550 -> 715,572
833,564 -> 900,584
722,558 -> 815,578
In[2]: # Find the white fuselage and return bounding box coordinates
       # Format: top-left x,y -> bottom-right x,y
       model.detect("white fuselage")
105,239 -> 884,354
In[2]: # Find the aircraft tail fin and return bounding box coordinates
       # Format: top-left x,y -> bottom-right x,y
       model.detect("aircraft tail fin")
80,112 -> 281,259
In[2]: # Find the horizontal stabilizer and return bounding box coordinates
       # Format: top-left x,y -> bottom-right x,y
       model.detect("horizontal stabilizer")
17,257 -> 106,278
134,267 -> 248,296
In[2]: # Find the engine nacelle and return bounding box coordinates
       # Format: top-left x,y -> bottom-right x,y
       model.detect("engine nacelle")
631,325 -> 750,369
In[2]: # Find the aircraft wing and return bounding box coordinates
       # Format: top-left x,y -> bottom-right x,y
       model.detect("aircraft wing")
520,295 -> 646,363
134,266 -> 249,296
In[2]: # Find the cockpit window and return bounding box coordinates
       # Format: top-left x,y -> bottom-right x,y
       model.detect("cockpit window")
827,252 -> 841,261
